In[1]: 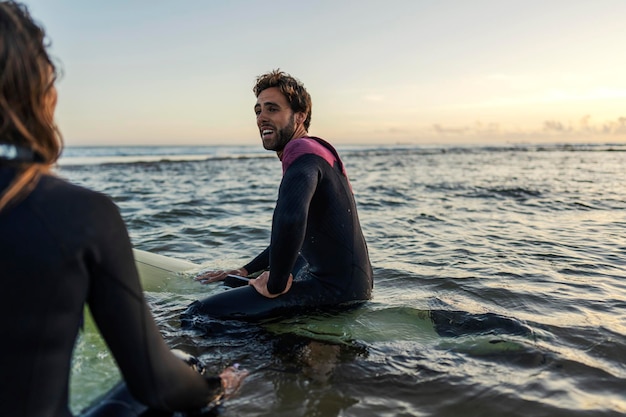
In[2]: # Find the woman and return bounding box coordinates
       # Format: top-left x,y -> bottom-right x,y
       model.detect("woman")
0,2 -> 245,416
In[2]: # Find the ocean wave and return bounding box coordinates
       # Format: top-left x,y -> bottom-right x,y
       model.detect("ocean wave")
58,142 -> 626,167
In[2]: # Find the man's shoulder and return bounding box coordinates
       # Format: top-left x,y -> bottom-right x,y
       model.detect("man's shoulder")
282,137 -> 336,172
285,136 -> 332,154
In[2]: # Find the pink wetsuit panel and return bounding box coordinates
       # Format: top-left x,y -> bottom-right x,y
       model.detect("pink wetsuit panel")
282,138 -> 337,174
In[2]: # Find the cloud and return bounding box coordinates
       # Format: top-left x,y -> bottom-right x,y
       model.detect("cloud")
374,127 -> 412,135
432,124 -> 470,135
601,116 -> 626,135
428,116 -> 626,141
543,120 -> 571,133
543,115 -> 626,136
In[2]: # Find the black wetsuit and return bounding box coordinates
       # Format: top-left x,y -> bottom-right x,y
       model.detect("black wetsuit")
184,137 -> 373,321
0,166 -> 220,417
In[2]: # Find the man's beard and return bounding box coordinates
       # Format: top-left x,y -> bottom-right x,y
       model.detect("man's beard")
263,114 -> 296,152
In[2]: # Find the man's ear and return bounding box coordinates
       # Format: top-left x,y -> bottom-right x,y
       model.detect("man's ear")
296,112 -> 305,125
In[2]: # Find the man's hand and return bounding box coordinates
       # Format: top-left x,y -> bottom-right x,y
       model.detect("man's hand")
195,267 -> 248,285
219,364 -> 249,398
249,270 -> 293,298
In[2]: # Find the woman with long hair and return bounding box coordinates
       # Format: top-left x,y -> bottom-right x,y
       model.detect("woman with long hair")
0,2 -> 244,416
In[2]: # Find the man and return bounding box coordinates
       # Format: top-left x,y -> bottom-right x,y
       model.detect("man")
184,69 -> 372,321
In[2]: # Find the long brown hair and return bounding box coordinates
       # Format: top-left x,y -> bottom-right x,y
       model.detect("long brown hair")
0,1 -> 62,212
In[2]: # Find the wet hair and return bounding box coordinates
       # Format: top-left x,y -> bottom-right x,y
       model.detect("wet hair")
253,69 -> 312,130
0,1 -> 62,211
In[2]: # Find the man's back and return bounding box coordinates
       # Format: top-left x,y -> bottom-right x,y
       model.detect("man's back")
274,137 -> 372,297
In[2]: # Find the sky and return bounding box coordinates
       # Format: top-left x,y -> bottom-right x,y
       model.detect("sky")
22,0 -> 626,146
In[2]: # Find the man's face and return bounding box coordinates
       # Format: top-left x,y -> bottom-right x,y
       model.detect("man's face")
254,87 -> 297,152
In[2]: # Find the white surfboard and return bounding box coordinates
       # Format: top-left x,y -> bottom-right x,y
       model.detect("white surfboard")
133,248 -> 199,291
75,249 -> 533,415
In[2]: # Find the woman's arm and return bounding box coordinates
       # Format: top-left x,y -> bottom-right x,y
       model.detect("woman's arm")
86,195 -> 223,411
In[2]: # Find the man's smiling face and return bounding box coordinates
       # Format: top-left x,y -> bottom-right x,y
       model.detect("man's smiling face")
254,87 -> 300,152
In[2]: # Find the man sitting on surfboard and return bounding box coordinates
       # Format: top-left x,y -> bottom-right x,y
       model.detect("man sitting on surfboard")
186,69 -> 373,321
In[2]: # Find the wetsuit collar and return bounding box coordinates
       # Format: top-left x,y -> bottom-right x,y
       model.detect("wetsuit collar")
277,135 -> 309,161
0,143 -> 43,163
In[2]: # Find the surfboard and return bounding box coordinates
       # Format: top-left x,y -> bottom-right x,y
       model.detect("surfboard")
133,248 -> 199,290
132,249 -> 533,350
77,249 -> 535,416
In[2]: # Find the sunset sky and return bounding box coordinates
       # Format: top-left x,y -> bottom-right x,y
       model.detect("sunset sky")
24,0 -> 626,146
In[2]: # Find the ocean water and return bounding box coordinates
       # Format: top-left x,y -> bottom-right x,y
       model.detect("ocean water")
59,142 -> 626,417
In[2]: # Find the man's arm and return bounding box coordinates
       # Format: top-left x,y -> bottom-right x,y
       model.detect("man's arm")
243,246 -> 270,275
265,155 -> 320,295
195,246 -> 269,284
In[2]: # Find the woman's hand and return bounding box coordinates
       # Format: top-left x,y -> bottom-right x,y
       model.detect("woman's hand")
195,267 -> 248,285
249,271 -> 293,298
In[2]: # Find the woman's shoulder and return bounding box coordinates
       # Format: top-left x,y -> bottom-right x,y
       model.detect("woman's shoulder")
38,173 -> 119,213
